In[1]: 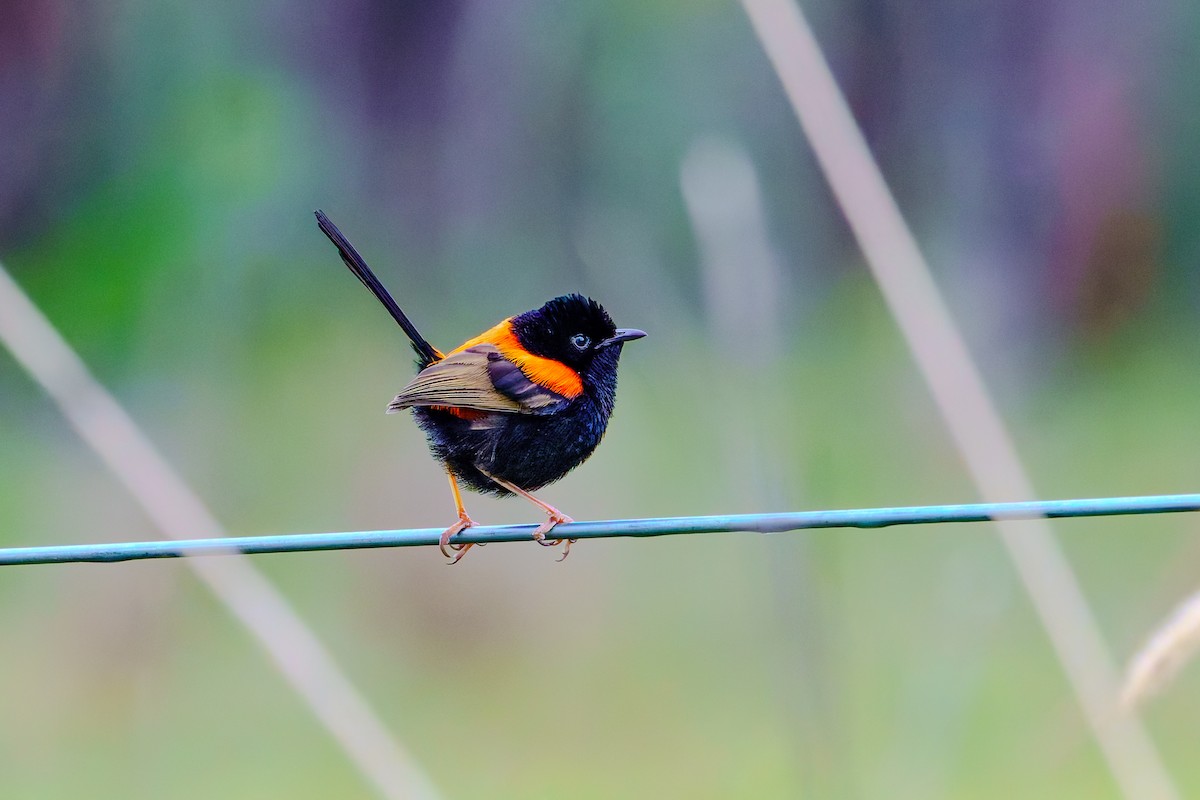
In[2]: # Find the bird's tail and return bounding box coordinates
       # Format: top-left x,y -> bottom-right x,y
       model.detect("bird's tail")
316,210 -> 442,367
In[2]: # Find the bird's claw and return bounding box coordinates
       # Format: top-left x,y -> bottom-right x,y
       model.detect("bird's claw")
439,513 -> 476,564
532,513 -> 576,561
553,538 -> 579,562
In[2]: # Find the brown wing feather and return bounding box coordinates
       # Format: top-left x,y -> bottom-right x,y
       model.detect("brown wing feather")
387,344 -> 569,415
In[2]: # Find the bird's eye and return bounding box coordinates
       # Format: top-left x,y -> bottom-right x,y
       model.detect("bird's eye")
570,333 -> 590,350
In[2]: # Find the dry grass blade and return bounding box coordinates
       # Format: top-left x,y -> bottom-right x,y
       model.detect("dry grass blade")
0,264 -> 440,800
739,0 -> 1178,797
1124,590 -> 1200,709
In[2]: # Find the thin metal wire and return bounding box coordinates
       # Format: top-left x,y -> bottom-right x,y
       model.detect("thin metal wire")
2,493 -> 1197,566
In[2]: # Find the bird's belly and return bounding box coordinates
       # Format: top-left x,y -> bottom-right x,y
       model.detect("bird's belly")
414,405 -> 607,495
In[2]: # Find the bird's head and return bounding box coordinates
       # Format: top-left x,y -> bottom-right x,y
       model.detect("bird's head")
510,294 -> 645,389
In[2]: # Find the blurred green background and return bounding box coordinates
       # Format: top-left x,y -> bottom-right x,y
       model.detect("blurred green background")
4,1 -> 1200,797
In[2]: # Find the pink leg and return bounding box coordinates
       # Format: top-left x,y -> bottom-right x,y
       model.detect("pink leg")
478,469 -> 577,561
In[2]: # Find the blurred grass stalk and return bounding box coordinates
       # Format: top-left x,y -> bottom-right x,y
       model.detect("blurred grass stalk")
0,264 -> 440,800
681,135 -> 790,507
681,135 -> 840,792
1124,590 -> 1200,708
739,0 -> 1178,798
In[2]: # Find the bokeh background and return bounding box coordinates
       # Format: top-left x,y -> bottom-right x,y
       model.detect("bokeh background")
4,1 -> 1200,797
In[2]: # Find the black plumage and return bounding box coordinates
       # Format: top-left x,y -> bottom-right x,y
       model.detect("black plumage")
416,299 -> 625,496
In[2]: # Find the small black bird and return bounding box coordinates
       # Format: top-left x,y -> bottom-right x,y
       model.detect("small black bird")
316,211 -> 645,563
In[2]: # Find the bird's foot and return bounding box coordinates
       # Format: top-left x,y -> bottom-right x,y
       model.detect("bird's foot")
439,512 -> 477,564
532,511 -> 577,562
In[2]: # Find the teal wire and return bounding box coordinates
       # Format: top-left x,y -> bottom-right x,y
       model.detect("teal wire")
2,493 -> 1198,566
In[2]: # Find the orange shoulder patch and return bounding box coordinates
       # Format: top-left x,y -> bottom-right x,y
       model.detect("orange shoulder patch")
447,319 -> 583,398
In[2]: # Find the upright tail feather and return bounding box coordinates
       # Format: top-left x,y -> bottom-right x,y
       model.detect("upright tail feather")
315,210 -> 441,366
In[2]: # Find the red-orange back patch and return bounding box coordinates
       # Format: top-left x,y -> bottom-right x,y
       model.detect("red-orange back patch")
447,319 -> 583,399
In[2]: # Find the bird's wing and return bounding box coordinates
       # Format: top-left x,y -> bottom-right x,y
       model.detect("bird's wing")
387,344 -> 571,415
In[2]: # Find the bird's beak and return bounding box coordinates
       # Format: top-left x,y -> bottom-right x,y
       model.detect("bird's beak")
598,328 -> 647,348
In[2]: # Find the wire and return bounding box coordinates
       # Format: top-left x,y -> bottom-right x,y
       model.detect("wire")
3,493 -> 1197,566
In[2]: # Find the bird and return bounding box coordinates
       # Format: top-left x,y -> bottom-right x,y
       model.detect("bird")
315,210 -> 645,563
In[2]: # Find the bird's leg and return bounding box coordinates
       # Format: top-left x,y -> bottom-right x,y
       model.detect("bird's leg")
441,469 -> 477,564
477,469 -> 576,561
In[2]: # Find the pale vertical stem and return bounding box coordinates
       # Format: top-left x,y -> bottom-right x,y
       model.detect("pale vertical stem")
682,135 -> 790,505
739,1 -> 1177,798
0,264 -> 440,800
682,135 -> 833,792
